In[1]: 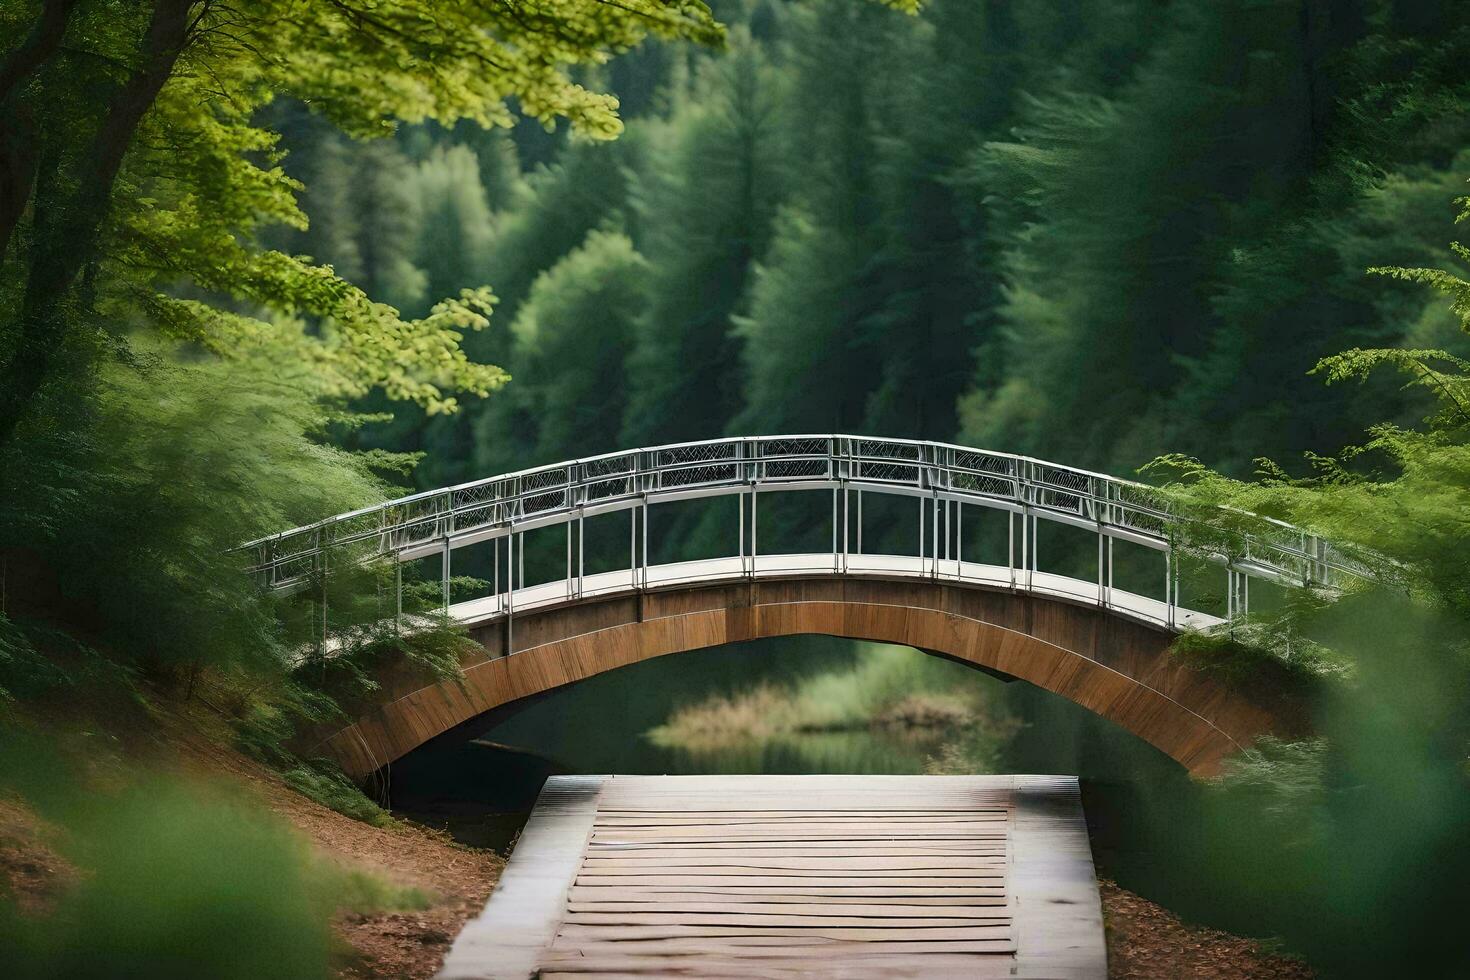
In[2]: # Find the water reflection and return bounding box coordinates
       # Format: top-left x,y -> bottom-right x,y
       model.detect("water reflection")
656,728 -> 966,775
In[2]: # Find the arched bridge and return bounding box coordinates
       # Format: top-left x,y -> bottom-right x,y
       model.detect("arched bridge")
245,436 -> 1362,780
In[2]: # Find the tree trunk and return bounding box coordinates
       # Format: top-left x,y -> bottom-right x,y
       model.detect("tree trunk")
0,0 -> 81,259
0,0 -> 194,450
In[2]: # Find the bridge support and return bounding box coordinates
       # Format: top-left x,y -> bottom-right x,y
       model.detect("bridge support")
306,575 -> 1303,783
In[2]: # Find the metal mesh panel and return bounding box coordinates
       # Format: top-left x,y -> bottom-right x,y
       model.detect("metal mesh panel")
384,498 -> 441,544
452,482 -> 498,509
327,511 -> 382,545
857,440 -> 920,460
274,553 -> 316,583
661,462 -> 739,488
855,461 -> 919,484
1038,487 -> 1085,514
658,442 -> 739,467
760,437 -> 827,457
1113,482 -> 1167,514
521,467 -> 569,493
1115,505 -> 1168,537
271,529 -> 318,562
1033,466 -> 1091,516
583,454 -> 636,478
954,450 -> 1013,475
765,458 -> 829,479
951,471 -> 1013,497
454,503 -> 499,531
585,476 -> 635,501
523,488 -> 568,515
1037,465 -> 1090,493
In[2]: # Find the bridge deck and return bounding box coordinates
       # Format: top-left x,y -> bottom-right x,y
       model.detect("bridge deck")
437,775 -> 1106,979
450,553 -> 1224,635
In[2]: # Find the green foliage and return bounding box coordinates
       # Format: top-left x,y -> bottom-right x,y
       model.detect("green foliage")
960,0 -> 1470,473
622,30 -> 784,445
650,643 -> 1001,742
322,867 -> 433,915
1172,615 -> 1342,686
1145,191 -> 1470,611
1214,736 -> 1330,832
281,758 -> 396,828
2,344 -> 388,674
1142,188 -> 1470,974
0,768 -> 334,980
487,229 -> 649,468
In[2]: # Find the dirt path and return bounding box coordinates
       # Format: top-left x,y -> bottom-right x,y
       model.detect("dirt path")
162,718 -> 506,979
1101,879 -> 1313,979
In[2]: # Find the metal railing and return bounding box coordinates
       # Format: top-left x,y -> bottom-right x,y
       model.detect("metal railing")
243,435 -> 1368,632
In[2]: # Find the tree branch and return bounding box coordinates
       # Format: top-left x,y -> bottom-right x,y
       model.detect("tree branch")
0,0 -> 82,259
0,0 -> 198,450
0,0 -> 80,102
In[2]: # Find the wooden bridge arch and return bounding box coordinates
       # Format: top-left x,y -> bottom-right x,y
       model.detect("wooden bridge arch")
250,436 -> 1353,781
312,574 -> 1293,782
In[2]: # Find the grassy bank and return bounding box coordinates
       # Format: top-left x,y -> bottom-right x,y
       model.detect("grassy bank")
646,643 -> 1019,771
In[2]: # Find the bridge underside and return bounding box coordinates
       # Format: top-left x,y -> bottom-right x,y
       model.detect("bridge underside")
313,575 -> 1290,780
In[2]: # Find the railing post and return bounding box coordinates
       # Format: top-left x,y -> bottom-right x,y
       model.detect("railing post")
1165,546 -> 1175,629
317,533 -> 327,660
442,538 -> 451,613
1027,512 -> 1037,591
955,500 -> 963,579
831,487 -> 839,574
1097,528 -> 1105,607
1008,511 -> 1016,587
929,495 -> 938,578
751,487 -> 759,577
916,495 -> 924,572
737,485 -> 745,573
840,482 -> 849,573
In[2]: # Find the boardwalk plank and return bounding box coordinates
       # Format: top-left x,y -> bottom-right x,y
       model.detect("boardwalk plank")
434,775 -> 1104,979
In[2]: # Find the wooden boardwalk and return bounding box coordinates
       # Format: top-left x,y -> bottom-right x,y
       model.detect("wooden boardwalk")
437,775 -> 1106,979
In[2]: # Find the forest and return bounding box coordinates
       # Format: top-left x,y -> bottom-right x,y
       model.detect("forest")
3,0 -> 1470,976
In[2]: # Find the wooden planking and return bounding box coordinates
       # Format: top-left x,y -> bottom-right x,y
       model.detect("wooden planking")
437,775 -> 1106,978
436,776 -> 604,980
315,576 -> 1295,781
1010,775 -> 1109,979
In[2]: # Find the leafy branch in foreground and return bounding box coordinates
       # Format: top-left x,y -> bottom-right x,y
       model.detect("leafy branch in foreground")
0,0 -> 734,447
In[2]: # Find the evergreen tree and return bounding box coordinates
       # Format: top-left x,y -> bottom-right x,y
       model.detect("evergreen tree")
475,230 -> 648,473
407,145 -> 494,319
351,140 -> 428,312
731,0 -> 926,435
961,0 -> 1371,470
621,32 -> 784,446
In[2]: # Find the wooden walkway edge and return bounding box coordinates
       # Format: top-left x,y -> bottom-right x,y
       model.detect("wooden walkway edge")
437,775 -> 1106,979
